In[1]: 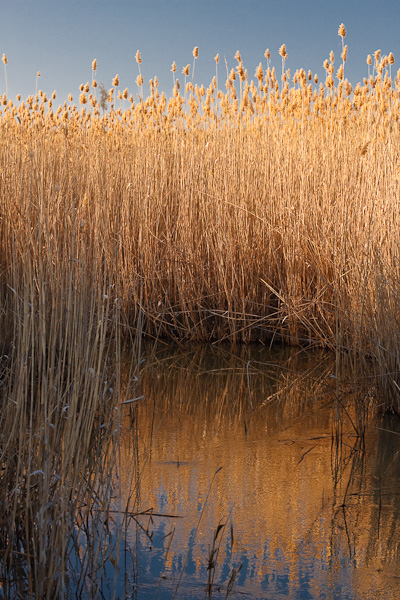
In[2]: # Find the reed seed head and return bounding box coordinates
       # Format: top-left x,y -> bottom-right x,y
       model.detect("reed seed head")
92,59 -> 97,71
2,53 -> 7,65
135,50 -> 142,64
338,23 -> 346,38
112,74 -> 119,87
255,63 -> 263,81
279,44 -> 287,59
193,46 -> 199,59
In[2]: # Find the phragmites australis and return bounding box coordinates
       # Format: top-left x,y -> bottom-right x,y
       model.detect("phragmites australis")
112,74 -> 119,87
279,44 -> 288,60
338,23 -> 346,38
2,53 -> 7,65
214,54 -> 219,64
193,46 -> 199,59
171,61 -> 177,73
182,64 -> 190,76
92,59 -> 97,72
255,63 -> 264,82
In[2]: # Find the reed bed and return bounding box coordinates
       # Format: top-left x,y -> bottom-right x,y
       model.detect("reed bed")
1,29 -> 400,406
0,25 -> 399,594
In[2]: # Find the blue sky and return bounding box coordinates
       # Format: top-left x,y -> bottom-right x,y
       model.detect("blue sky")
1,0 -> 400,104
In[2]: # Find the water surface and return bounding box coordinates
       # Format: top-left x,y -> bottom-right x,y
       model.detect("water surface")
115,344 -> 400,599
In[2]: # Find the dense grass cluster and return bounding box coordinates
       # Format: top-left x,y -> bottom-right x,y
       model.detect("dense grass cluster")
0,24 -> 400,596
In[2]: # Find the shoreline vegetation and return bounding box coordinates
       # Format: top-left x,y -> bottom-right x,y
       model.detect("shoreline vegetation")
0,24 -> 400,597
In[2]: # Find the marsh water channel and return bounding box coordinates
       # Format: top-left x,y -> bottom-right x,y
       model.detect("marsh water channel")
94,344 -> 399,599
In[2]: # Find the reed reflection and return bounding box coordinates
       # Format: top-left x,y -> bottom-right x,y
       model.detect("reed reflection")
119,345 -> 400,599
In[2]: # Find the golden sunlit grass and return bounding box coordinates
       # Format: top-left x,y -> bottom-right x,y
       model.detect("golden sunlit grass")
1,27 -> 400,404
0,24 -> 400,595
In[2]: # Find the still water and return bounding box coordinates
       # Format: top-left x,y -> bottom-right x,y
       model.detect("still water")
113,344 -> 400,599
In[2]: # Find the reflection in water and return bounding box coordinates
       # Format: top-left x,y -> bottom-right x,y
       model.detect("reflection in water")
117,344 -> 400,599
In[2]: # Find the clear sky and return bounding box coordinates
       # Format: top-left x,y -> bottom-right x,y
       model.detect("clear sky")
1,0 -> 400,104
